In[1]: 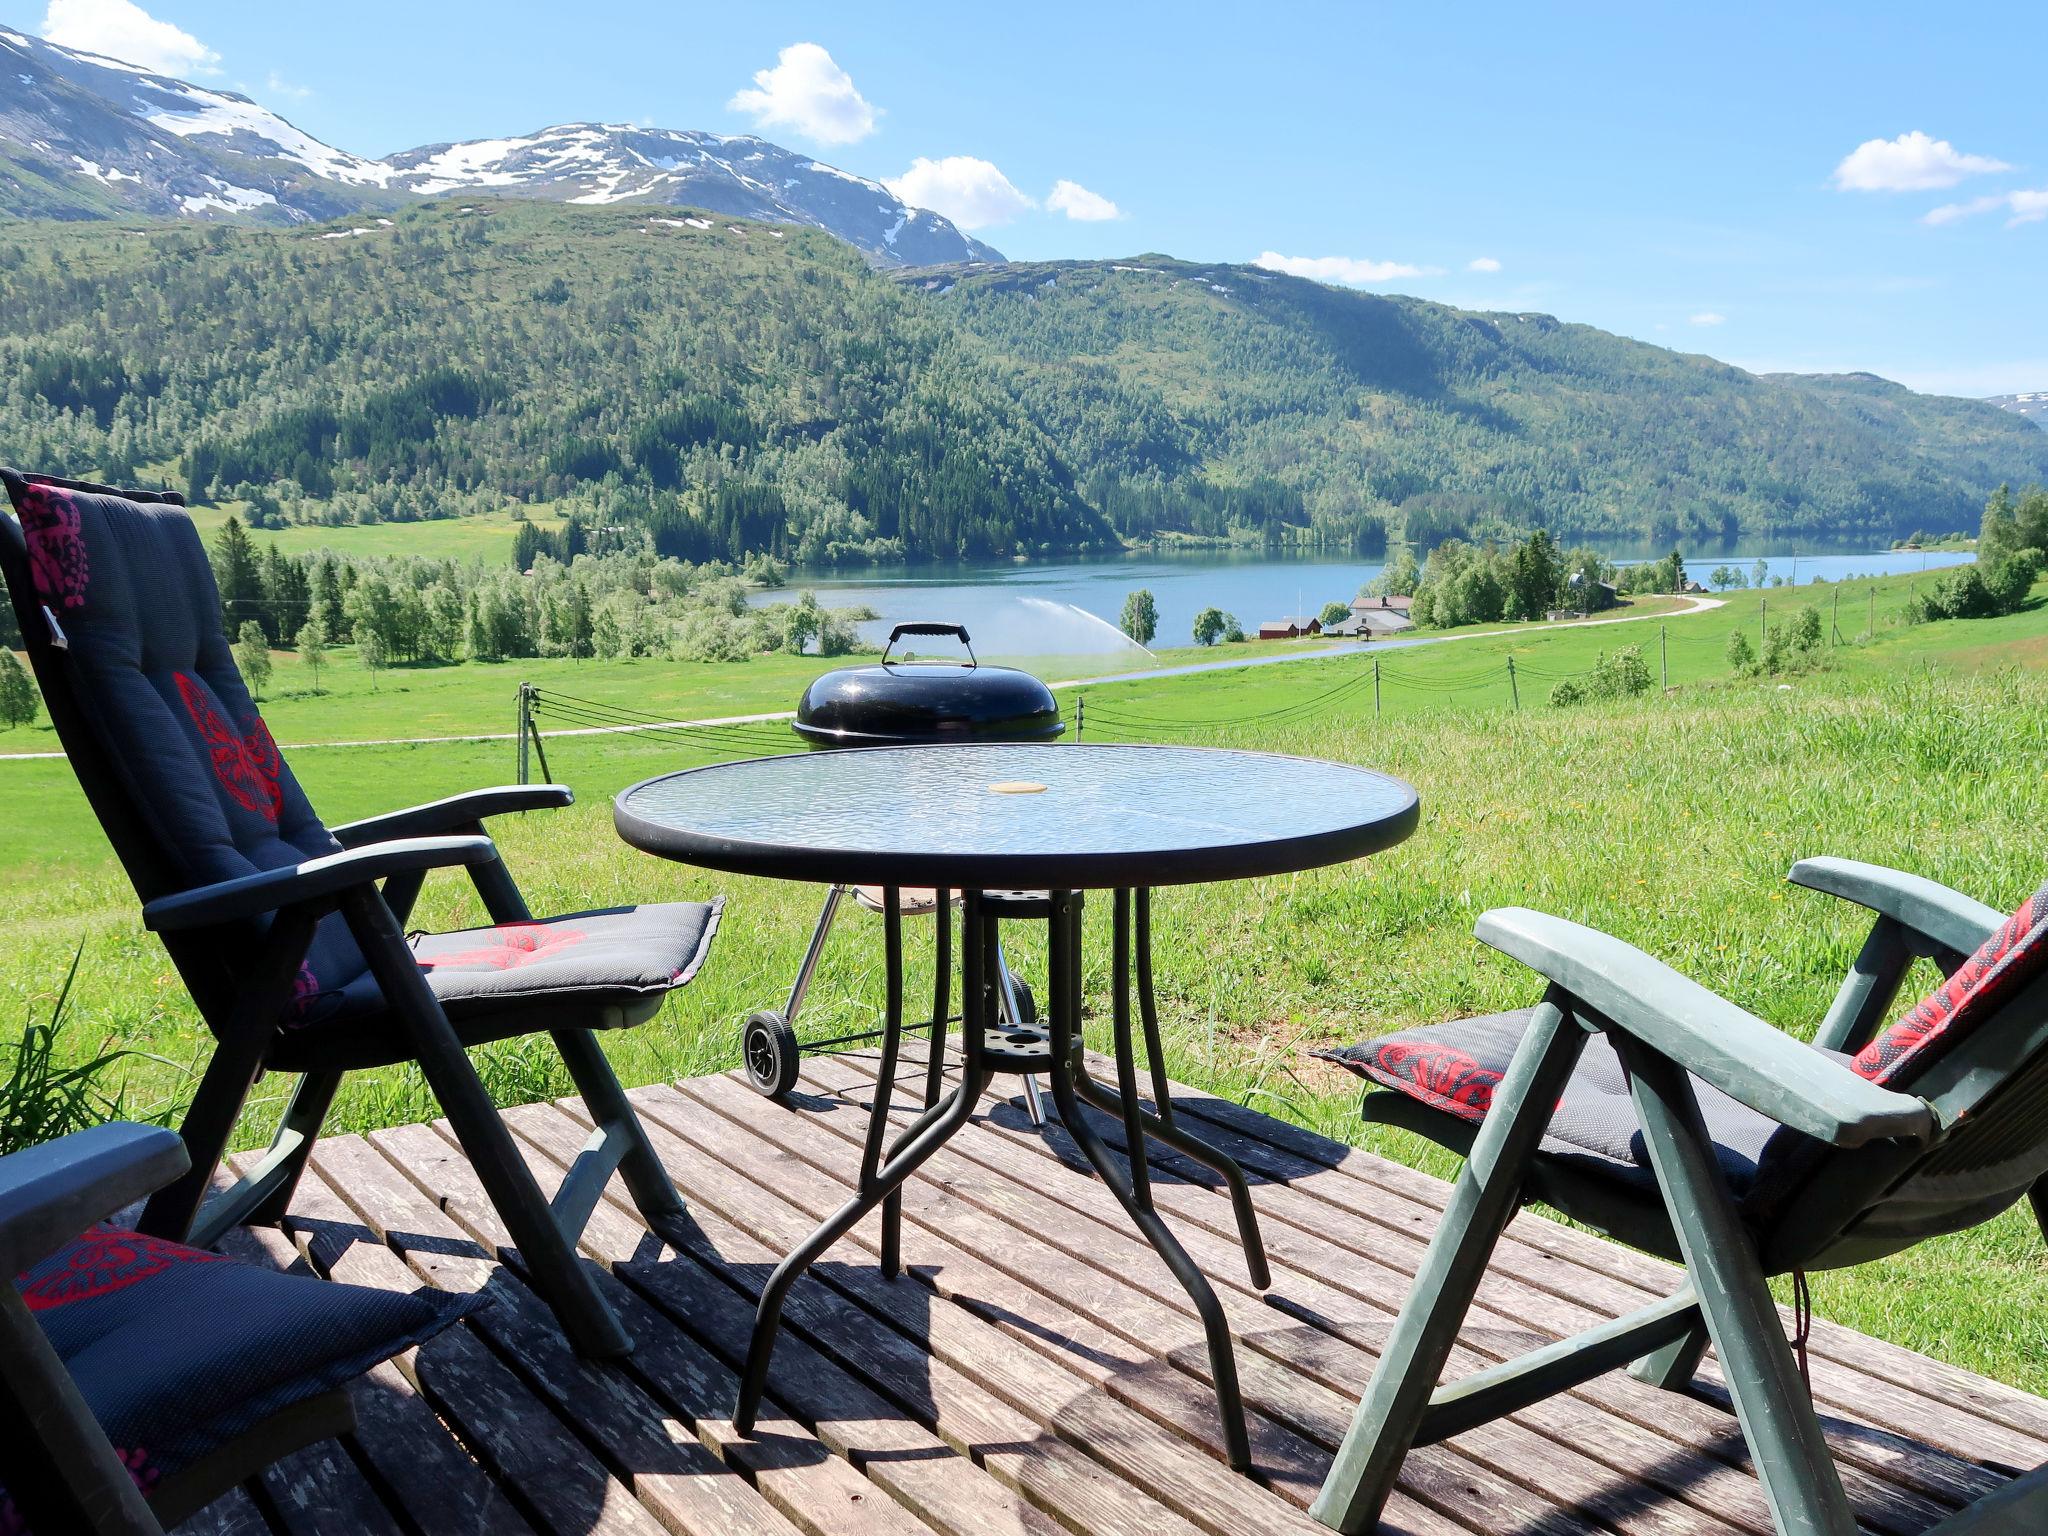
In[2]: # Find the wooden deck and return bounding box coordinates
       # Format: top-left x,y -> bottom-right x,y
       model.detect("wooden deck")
174,1047 -> 2044,1536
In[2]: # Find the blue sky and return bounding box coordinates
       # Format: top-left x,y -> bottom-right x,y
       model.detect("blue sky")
32,0 -> 2048,395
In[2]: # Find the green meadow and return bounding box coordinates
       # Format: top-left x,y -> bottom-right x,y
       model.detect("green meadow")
2,566 -> 2044,1393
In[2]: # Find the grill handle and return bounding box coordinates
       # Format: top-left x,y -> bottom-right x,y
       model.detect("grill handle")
882,623 -> 976,667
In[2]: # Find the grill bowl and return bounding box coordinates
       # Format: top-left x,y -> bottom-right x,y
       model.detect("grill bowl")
792,622 -> 1064,750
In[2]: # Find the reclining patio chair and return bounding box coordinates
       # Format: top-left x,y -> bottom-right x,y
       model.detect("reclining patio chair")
2,1120 -> 478,1534
1,469 -> 722,1360
1309,858 -> 2048,1536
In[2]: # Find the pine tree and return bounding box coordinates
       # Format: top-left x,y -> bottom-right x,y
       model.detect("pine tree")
211,516 -> 262,635
0,650 -> 37,729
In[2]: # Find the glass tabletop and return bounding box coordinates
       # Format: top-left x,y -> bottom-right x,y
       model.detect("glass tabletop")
614,743 -> 1418,889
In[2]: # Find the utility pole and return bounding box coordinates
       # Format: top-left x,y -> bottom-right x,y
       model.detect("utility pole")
1373,658 -> 1381,717
1832,588 -> 1841,644
515,682 -> 531,785
1507,656 -> 1519,711
1869,587 -> 1876,638
1760,596 -> 1767,653
1660,624 -> 1668,689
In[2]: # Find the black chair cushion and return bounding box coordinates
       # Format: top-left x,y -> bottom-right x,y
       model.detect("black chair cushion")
4,1223 -> 478,1531
1315,1010 -> 1838,1210
271,899 -> 723,1070
2,470 -> 378,1010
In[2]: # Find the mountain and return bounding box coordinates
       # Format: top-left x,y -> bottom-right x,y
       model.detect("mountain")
1987,392 -> 2047,429
0,22 -> 397,222
380,125 -> 1003,266
4,203 -> 2045,563
0,24 -> 997,266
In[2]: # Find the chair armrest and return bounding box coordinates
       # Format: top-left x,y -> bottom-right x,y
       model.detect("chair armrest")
141,836 -> 496,931
1474,907 -> 1938,1148
330,785 -> 574,847
0,1124 -> 189,1274
1788,857 -> 2004,959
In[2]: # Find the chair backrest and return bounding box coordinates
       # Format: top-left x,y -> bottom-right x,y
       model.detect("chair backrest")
1,469 -> 369,1029
1765,883 -> 2048,1265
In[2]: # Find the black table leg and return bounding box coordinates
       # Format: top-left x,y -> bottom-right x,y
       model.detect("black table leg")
733,889 -> 990,1433
1046,891 -> 1255,1473
1070,889 -> 1271,1290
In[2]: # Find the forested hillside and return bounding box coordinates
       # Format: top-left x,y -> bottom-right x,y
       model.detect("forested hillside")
3,200 -> 2043,563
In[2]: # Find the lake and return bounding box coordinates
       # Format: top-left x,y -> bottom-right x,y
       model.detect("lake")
749,542 -> 1976,663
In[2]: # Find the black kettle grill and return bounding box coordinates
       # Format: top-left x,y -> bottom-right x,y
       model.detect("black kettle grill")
791,622 -> 1064,748
741,623 -> 1063,1112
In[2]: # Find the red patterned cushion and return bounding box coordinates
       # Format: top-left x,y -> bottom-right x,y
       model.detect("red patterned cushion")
1313,1011 -> 1526,1124
1852,883 -> 2048,1084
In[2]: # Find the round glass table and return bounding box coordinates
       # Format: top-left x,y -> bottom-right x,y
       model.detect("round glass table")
615,742 -> 1419,1471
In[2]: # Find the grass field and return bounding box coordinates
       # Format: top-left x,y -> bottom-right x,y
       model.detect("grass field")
2,569 -> 2044,1395
185,502 -> 581,561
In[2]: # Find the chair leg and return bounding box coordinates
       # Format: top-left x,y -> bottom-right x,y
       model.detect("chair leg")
190,1067 -> 342,1245
139,910 -> 318,1243
1627,1312 -> 1712,1391
1618,1039 -> 1859,1536
551,1028 -> 685,1226
340,887 -> 631,1360
1310,993 -> 1589,1534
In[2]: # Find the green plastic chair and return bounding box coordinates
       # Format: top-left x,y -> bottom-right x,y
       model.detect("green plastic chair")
1309,858 -> 2048,1536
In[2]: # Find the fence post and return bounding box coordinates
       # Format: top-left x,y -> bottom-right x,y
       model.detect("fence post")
1077,695 -> 1084,739
1868,587 -> 1876,639
1507,656 -> 1519,711
1760,597 -> 1767,654
1660,624 -> 1668,690
516,684 -> 532,782
1373,658 -> 1382,717
1832,588 -> 1840,644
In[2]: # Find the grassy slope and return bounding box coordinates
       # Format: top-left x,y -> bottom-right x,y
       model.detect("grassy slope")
1,577 -> 2044,1392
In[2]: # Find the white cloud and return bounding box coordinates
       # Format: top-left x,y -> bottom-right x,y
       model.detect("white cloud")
1466,256 -> 1502,272
1252,251 -> 1441,285
728,42 -> 877,146
1831,130 -> 2011,192
1046,179 -> 1122,222
40,0 -> 218,75
1689,312 -> 1727,326
264,69 -> 310,100
1926,187 -> 2048,228
886,156 -> 1034,230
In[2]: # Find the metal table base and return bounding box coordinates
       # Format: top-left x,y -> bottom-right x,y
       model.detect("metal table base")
733,886 -> 1270,1471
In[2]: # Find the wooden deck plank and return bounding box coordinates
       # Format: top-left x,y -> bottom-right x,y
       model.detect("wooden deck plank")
377,1118 -> 956,1536
490,1103 -> 1305,1536
292,1145 -> 674,1536
226,1151 -> 547,1536
740,1059 -> 1860,1536
1165,1078 -> 2048,1454
319,1132 -> 811,1536
226,1051 -> 2044,1536
172,1487 -> 276,1535
810,1050 -> 1980,1533
849,1045 -> 2041,1488
624,1078 -> 1612,1536
491,1102 -> 1074,1536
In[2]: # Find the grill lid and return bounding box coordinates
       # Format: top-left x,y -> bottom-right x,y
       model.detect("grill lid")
793,623 -> 1065,748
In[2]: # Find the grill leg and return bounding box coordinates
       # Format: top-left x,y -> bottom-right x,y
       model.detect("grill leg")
785,885 -> 845,1026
